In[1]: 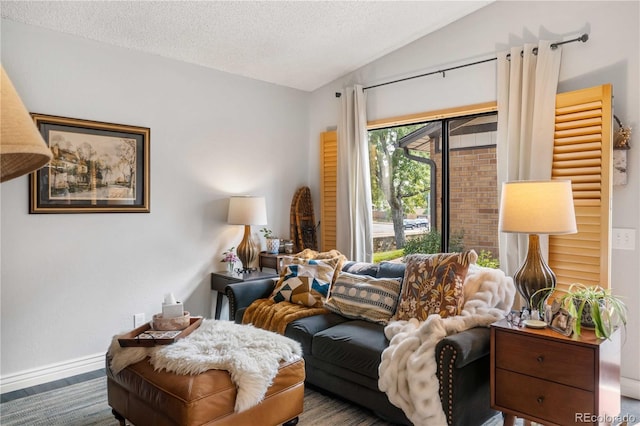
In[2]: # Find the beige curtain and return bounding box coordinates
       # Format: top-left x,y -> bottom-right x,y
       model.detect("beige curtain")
497,41 -> 562,277
336,85 -> 373,262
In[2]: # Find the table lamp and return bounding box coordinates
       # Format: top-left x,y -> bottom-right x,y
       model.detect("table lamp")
499,180 -> 577,311
1,66 -> 52,183
227,196 -> 268,272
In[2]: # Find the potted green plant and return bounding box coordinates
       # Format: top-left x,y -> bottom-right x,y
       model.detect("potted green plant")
532,283 -> 627,339
260,227 -> 280,254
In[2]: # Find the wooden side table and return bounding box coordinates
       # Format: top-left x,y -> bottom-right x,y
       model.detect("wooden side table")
258,252 -> 286,273
210,270 -> 278,320
490,319 -> 620,426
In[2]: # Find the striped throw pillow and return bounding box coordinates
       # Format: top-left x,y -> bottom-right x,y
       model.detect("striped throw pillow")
324,272 -> 402,325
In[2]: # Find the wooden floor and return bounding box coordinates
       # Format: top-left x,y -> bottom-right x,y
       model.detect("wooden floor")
1,369 -> 106,403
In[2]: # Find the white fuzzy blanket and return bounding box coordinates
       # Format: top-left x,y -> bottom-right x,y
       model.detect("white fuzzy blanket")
108,319 -> 302,412
378,265 -> 515,426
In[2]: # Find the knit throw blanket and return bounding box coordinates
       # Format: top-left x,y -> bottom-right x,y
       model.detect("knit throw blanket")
108,319 -> 301,412
378,265 -> 516,426
243,298 -> 329,334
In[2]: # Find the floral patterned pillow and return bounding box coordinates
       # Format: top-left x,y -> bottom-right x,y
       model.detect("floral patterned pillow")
394,250 -> 478,320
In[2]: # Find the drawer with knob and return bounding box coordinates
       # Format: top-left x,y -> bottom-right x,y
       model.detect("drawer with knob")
495,368 -> 593,425
494,329 -> 594,390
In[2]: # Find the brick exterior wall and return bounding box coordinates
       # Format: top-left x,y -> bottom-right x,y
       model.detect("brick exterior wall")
433,145 -> 499,258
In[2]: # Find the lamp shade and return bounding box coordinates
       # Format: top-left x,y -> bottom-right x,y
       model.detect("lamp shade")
1,66 -> 52,183
227,196 -> 268,225
499,180 -> 577,235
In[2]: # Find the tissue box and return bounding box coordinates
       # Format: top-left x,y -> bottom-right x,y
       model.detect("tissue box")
162,302 -> 184,318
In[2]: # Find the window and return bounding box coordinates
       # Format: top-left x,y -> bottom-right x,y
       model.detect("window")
320,85 -> 610,286
368,111 -> 499,259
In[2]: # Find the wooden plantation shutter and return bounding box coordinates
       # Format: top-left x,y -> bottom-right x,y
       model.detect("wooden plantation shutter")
320,131 -> 338,251
549,84 -> 613,290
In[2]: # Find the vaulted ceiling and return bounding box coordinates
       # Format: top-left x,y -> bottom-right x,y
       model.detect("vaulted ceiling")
1,1 -> 492,91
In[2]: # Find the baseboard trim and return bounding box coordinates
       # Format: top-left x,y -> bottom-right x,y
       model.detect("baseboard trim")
621,376 -> 640,400
0,352 -> 104,394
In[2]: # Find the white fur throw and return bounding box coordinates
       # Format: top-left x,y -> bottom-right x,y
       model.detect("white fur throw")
108,319 -> 302,413
378,265 -> 515,426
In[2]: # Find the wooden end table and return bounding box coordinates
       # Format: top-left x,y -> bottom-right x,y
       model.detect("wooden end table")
490,318 -> 620,426
258,251 -> 285,273
210,270 -> 278,320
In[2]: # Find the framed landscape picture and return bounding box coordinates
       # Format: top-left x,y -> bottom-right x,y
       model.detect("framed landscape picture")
29,114 -> 150,213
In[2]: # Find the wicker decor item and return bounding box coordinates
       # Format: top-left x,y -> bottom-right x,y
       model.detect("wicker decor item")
613,114 -> 631,150
290,186 -> 317,251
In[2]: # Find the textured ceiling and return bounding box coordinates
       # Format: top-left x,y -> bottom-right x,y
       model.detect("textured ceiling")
1,1 -> 492,91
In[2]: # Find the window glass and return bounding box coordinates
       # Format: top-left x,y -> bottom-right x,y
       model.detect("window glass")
447,114 -> 498,256
368,112 -> 498,263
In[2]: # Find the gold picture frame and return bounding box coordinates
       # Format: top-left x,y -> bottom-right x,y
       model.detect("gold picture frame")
29,114 -> 150,213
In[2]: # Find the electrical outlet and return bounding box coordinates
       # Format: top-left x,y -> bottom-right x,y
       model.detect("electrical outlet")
612,228 -> 636,250
133,313 -> 146,328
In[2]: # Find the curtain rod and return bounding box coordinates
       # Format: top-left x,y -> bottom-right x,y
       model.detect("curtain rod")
335,33 -> 588,97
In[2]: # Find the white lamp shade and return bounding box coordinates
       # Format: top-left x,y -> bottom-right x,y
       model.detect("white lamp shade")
227,196 -> 268,225
1,66 -> 52,182
499,180 -> 577,235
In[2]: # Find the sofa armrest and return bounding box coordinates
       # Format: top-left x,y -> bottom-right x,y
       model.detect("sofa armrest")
436,326 -> 491,368
436,327 -> 495,426
225,279 -> 276,323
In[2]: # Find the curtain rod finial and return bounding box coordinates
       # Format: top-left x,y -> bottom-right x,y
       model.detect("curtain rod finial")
580,33 -> 589,43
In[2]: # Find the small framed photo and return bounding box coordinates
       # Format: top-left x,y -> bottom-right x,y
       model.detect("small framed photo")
29,114 -> 150,213
549,307 -> 575,336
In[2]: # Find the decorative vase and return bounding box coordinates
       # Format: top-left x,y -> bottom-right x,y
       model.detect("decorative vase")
284,241 -> 294,254
226,262 -> 235,273
266,238 -> 280,254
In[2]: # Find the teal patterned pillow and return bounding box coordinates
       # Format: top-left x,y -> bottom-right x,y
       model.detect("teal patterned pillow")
324,272 -> 402,324
270,258 -> 337,307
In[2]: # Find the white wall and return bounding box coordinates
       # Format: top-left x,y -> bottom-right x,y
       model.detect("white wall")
308,1 -> 640,397
1,20 -> 310,386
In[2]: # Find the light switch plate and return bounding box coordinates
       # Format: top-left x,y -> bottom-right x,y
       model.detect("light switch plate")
612,228 -> 636,250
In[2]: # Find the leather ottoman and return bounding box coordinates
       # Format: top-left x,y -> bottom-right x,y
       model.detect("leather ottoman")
106,355 -> 305,426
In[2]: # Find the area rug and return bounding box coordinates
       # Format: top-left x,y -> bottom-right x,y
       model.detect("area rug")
0,376 -> 395,426
2,375 -> 637,425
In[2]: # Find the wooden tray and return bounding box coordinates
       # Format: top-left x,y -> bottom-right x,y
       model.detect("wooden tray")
118,317 -> 203,347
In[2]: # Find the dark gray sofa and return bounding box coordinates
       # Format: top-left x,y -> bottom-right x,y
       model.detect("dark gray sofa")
225,261 -> 497,426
